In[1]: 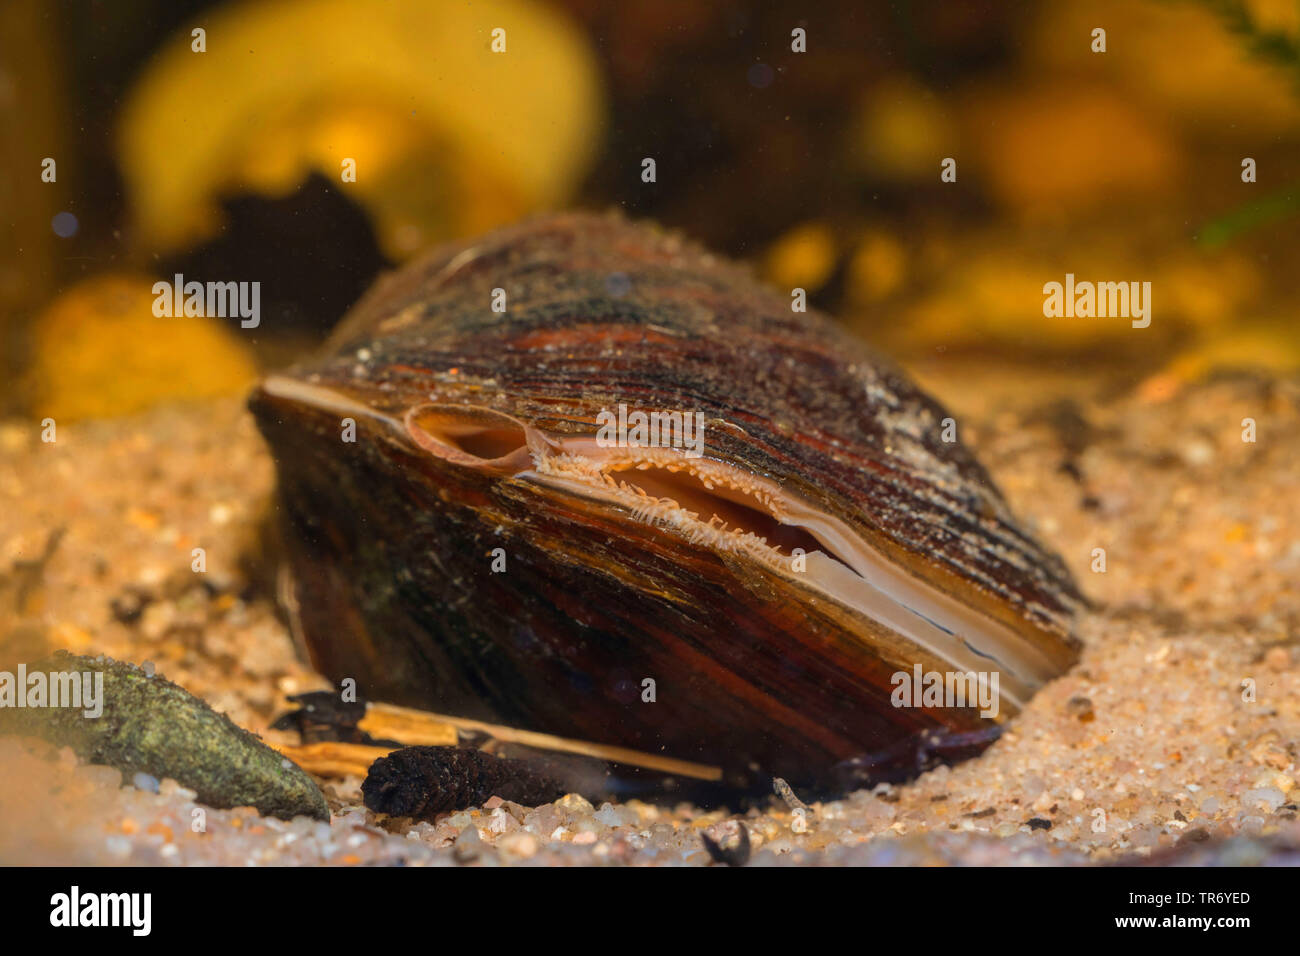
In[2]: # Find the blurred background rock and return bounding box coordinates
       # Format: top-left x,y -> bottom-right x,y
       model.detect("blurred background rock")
2,0 -> 1298,420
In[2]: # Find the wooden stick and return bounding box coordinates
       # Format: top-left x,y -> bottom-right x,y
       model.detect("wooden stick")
365,702 -> 723,782
355,708 -> 458,747
274,741 -> 393,778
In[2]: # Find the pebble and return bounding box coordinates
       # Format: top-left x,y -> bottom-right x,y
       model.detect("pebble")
1241,788 -> 1286,812
555,793 -> 594,815
594,803 -> 635,827
453,825 -> 483,863
497,832 -> 538,859
1065,695 -> 1095,721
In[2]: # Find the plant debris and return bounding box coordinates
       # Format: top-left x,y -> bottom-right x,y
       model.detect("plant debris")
773,777 -> 811,813
701,822 -> 752,866
362,746 -> 568,818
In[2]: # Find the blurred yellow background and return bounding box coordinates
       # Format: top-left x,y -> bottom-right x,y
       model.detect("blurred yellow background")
2,0 -> 1298,420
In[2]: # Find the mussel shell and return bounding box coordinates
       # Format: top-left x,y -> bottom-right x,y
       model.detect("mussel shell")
250,212 -> 1083,787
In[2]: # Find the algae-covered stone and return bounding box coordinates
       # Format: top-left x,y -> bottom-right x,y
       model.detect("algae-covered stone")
0,651 -> 328,821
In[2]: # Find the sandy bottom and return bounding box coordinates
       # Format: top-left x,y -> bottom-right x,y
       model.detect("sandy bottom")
1,370 -> 1297,865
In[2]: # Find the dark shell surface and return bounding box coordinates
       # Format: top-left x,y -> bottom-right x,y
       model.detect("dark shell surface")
250,212 -> 1083,788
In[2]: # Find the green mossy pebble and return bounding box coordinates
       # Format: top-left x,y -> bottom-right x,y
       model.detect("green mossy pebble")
0,651 -> 328,821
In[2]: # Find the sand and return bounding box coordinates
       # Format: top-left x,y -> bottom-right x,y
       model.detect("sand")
1,369 -> 1297,865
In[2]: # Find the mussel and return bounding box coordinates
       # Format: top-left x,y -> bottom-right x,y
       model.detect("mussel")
250,212 -> 1083,788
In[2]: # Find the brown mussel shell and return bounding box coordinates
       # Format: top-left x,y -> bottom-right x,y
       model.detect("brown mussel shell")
250,212 -> 1083,788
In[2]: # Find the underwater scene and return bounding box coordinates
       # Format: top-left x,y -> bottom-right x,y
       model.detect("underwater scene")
0,0 -> 1297,921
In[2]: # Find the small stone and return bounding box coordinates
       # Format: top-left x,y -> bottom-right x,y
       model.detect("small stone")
498,832 -> 538,859
453,825 -> 482,863
1241,787 -> 1285,812
158,778 -> 181,797
500,801 -> 530,822
132,772 -> 161,794
593,803 -> 634,827
485,807 -> 517,835
555,793 -> 594,815
522,804 -> 561,836
1065,695 -> 1095,721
